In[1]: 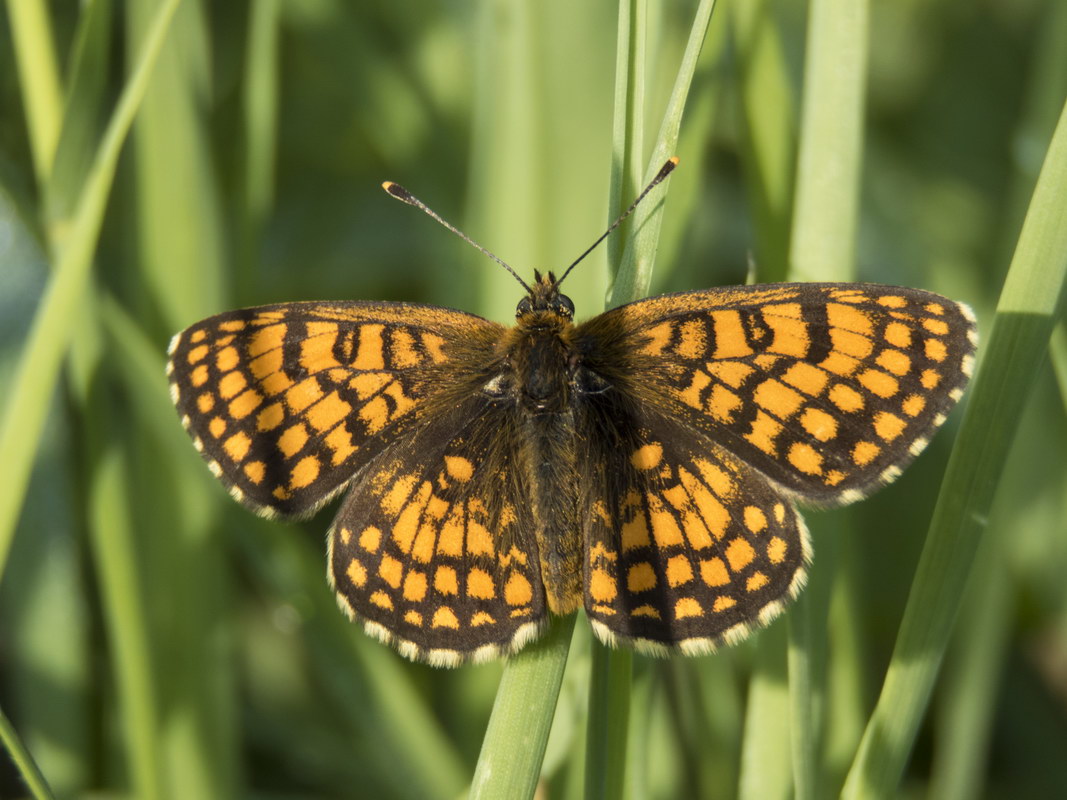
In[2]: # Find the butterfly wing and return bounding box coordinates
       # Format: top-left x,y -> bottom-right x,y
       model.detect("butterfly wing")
576,283 -> 977,504
327,394 -> 548,666
167,301 -> 505,517
573,282 -> 974,651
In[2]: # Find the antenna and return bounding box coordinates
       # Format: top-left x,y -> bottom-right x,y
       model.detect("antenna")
382,181 -> 532,293
554,156 -> 679,287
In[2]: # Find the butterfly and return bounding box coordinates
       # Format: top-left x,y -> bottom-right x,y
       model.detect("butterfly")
167,162 -> 977,666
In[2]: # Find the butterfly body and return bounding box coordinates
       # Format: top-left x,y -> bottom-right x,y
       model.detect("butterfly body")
168,279 -> 976,666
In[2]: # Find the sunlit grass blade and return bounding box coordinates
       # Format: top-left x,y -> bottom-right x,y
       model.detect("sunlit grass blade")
0,703 -> 57,800
842,96 -> 1067,799
738,626 -> 791,800
0,0 -> 181,582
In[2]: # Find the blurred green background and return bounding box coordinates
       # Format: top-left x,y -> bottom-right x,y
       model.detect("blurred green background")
1,1 -> 1065,798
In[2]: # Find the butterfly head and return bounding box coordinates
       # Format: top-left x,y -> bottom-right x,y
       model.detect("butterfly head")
515,270 -> 575,321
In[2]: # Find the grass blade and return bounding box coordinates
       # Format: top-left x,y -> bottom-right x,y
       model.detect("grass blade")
842,95 -> 1067,799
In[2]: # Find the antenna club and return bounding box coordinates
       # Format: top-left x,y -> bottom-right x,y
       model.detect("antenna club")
383,181 -> 415,204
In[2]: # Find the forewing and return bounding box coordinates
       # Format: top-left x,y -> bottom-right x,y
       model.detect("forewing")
576,283 -> 977,504
578,395 -> 809,653
328,396 -> 547,666
167,301 -> 503,517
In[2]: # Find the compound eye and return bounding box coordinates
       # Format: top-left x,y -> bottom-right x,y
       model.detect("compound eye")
516,296 -> 533,316
554,294 -> 575,317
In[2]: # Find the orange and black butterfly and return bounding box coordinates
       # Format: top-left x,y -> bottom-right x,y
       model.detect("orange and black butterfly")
167,160 -> 976,666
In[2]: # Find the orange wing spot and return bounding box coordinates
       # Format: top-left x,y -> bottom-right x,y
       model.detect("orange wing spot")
744,506 -> 767,533
764,303 -> 808,357
858,369 -> 899,398
432,607 -> 460,629
378,555 -> 403,589
471,611 -> 494,627
215,346 -> 239,372
774,503 -> 786,523
218,319 -> 247,332
435,567 -> 459,595
358,396 -> 390,435
466,520 -> 494,557
693,458 -> 736,498
877,295 -> 907,308
197,392 -> 216,413
285,377 -> 325,414
666,555 -> 694,587
392,482 -> 433,553
505,573 -> 533,606
420,332 -> 448,363
675,597 -> 703,619
726,538 -> 755,571
589,568 -> 617,602
209,416 -> 226,438
829,383 -> 864,413
272,486 -> 290,501
701,558 -> 730,587
874,411 -> 907,441
349,372 -> 390,400
249,347 -> 283,381
923,318 -> 949,335
256,402 -> 284,432
370,590 -> 393,611
307,392 -> 352,433
404,610 -> 423,626
339,527 -> 352,545
187,344 -> 209,364
830,327 -> 874,360
902,394 -> 926,417
247,323 -> 285,357
301,322 -> 341,366
744,410 -> 783,456
712,596 -> 737,612
189,329 -> 208,343
359,526 -> 382,552
852,441 -> 880,466
353,324 -> 385,370
782,362 -> 829,397
444,455 -> 475,482
649,498 -> 684,548
680,469 -> 729,541
675,319 -> 707,359
627,562 -> 657,592
820,350 -> 860,376
746,572 -> 769,592
437,512 -> 464,557
767,536 -> 787,564
827,302 -> 874,336
631,443 -> 663,470
324,427 -> 356,465
800,407 -> 838,441
467,568 -> 496,600
920,369 -> 941,389
243,460 -> 266,484
224,432 -> 251,462
403,570 -> 427,602
388,329 -> 422,368
290,455 -> 321,489
190,364 -> 209,387
347,558 -> 367,588
877,349 -> 912,376
639,322 -> 674,356
824,470 -> 846,486
229,389 -> 263,419
707,361 -> 756,388
383,381 -> 417,418
380,474 -> 417,516
884,322 -> 912,349
708,385 -> 743,423
925,338 -> 948,362
219,371 -> 247,400
631,605 -> 661,619
621,503 -> 651,551
679,369 -> 712,410
788,442 -> 823,475
711,311 -> 753,358
259,370 -> 295,397
754,378 -> 804,419
278,423 -> 309,458
410,524 -> 436,564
